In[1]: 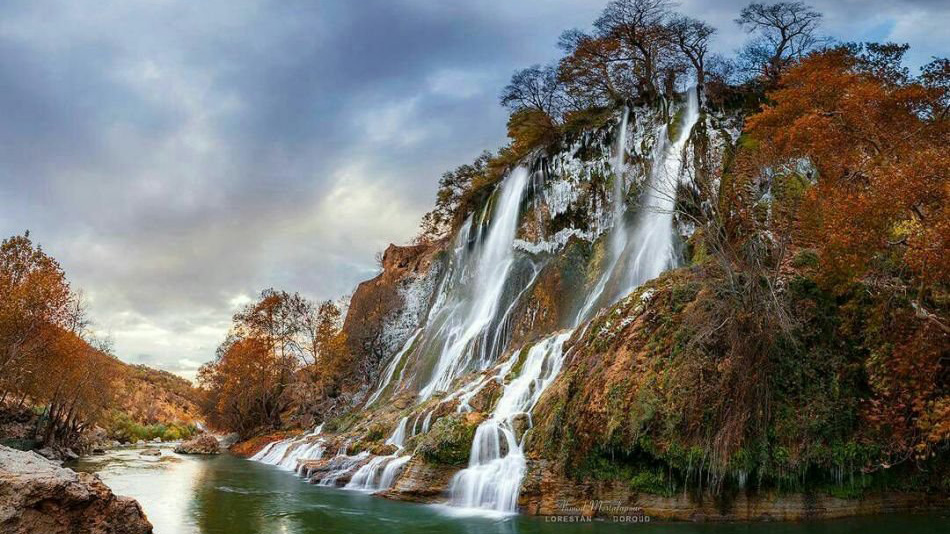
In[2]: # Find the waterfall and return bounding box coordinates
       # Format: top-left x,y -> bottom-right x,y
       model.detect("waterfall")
345,417 -> 415,491
618,87 -> 700,294
345,455 -> 391,491
315,451 -> 370,486
576,88 -> 700,324
379,455 -> 412,489
250,91 -> 703,512
251,424 -> 326,471
366,329 -> 422,406
449,331 -> 572,513
418,167 -> 531,399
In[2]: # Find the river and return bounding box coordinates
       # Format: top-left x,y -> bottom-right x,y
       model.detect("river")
74,445 -> 947,534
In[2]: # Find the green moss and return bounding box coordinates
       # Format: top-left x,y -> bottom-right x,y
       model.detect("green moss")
417,414 -> 478,466
630,469 -> 675,497
506,346 -> 532,381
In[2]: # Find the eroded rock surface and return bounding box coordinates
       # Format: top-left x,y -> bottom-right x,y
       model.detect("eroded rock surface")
0,445 -> 152,534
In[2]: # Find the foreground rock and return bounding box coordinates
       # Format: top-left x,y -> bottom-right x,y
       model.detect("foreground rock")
174,435 -> 220,455
0,445 -> 152,534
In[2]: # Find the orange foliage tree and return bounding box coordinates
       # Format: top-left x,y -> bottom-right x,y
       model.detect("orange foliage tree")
198,289 -> 348,435
745,46 -> 949,461
0,232 -> 122,448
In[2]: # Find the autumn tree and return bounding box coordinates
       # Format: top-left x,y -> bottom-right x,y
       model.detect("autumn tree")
739,45 -> 949,462
199,336 -> 279,435
198,289 -> 353,434
667,15 -> 715,94
595,0 -> 677,100
417,151 -> 493,242
500,64 -> 566,120
0,233 -> 122,449
0,233 -> 73,384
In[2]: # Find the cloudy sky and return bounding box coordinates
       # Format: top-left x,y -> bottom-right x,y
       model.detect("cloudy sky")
1,0 -> 946,380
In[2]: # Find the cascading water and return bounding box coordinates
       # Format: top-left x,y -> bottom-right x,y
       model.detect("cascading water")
345,415 -> 414,491
366,329 -> 422,406
250,424 -> 325,472
446,88 -> 700,515
418,167 -> 531,399
449,331 -> 572,513
576,88 -> 700,324
252,90 -> 704,513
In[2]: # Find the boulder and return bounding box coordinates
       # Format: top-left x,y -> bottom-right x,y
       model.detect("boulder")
173,435 -> 220,455
0,445 -> 152,534
139,449 -> 161,457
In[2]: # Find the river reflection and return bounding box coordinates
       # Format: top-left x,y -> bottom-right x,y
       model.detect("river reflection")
74,446 -> 948,534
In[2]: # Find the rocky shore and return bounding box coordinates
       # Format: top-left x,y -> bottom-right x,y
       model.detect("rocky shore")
0,445 -> 153,534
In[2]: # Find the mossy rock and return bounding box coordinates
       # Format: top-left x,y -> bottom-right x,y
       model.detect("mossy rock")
363,422 -> 387,442
467,380 -> 501,413
417,413 -> 484,466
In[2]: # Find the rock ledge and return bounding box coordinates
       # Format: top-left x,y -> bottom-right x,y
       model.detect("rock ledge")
0,445 -> 152,534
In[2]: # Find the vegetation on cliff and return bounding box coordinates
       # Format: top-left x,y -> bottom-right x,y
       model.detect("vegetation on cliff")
529,41 -> 948,498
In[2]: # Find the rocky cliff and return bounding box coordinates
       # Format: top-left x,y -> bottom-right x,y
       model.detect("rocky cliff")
243,91 -> 948,520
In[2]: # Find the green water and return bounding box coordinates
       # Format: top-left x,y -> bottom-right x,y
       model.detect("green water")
75,445 -> 947,534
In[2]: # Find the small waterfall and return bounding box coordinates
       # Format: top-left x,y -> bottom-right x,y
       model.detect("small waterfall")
575,107 -> 631,325
418,167 -> 531,399
346,455 -> 391,491
315,451 -> 370,486
449,331 -> 572,513
422,411 -> 434,433
575,88 -> 700,324
366,329 -> 422,406
345,417 -> 416,492
386,416 -> 409,448
379,455 -> 412,489
251,425 -> 326,471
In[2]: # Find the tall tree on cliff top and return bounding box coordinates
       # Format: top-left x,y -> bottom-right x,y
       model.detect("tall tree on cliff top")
736,1 -> 825,84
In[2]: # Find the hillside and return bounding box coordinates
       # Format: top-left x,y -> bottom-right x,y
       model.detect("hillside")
117,364 -> 202,426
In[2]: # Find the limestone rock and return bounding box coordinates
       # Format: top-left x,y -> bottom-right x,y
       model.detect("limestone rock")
0,445 -> 152,534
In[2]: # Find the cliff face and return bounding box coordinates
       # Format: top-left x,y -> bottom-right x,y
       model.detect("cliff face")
247,94 -> 946,518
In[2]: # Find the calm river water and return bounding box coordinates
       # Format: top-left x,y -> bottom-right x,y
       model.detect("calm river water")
74,445 -> 947,534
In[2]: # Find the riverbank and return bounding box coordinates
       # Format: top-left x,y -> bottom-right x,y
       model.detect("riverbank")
74,444 -> 950,534
239,431 -> 950,523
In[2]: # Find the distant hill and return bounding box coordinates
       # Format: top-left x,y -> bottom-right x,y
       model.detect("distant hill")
117,364 -> 203,425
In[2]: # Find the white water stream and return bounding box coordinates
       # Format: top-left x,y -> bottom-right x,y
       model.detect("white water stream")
418,167 -> 531,399
449,331 -> 572,513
